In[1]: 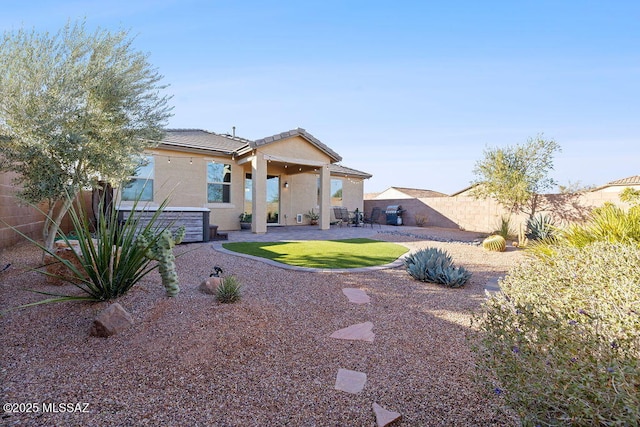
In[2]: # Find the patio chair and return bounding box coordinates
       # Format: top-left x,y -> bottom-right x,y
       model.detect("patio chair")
333,206 -> 351,227
363,207 -> 383,228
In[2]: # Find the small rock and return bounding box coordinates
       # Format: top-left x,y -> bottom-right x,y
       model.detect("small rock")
199,277 -> 222,295
334,368 -> 367,394
372,403 -> 402,427
90,303 -> 134,337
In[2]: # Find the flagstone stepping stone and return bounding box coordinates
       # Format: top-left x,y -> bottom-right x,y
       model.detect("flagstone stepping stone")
330,321 -> 375,342
341,288 -> 370,304
334,368 -> 367,394
372,403 -> 402,427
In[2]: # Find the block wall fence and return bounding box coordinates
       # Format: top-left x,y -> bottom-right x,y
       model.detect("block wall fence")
364,191 -> 631,234
1,173 -> 78,251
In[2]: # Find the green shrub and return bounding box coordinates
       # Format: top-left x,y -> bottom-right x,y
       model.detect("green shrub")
527,204 -> 640,259
216,275 -> 242,303
561,203 -> 640,248
474,242 -> 640,425
404,247 -> 471,287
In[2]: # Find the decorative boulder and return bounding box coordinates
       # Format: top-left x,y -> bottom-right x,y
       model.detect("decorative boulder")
199,277 -> 222,295
90,303 -> 134,337
44,240 -> 85,285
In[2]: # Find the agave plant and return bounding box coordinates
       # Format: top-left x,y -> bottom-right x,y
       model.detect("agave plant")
404,247 -> 471,288
526,214 -> 558,241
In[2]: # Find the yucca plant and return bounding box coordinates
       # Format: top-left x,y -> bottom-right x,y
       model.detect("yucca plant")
216,275 -> 242,303
404,247 -> 471,288
493,215 -> 513,239
9,189 -> 175,307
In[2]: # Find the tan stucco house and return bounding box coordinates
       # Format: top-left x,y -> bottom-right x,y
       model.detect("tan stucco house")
116,128 -> 371,237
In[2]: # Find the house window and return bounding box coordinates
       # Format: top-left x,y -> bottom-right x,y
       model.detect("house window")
207,162 -> 231,203
121,156 -> 154,201
331,179 -> 343,205
316,178 -> 344,206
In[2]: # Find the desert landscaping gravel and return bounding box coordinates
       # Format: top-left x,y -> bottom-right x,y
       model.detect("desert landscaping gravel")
1,227 -> 526,426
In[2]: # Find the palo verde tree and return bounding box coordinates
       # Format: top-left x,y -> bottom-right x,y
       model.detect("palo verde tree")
471,134 -> 561,222
0,21 -> 172,250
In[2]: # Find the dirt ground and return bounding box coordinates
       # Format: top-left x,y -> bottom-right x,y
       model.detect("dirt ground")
1,228 -> 525,426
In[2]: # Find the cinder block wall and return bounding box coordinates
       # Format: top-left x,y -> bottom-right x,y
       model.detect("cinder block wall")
1,172 -> 89,251
365,191 -> 632,234
0,172 -> 46,250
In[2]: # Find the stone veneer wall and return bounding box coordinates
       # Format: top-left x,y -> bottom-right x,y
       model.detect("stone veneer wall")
364,190 -> 632,233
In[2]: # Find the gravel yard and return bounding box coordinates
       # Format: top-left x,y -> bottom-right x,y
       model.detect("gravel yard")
1,227 -> 525,426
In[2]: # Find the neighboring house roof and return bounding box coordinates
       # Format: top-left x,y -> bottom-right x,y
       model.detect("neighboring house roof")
375,186 -> 447,199
252,128 -> 342,163
605,175 -> 640,186
592,174 -> 640,192
389,187 -> 447,198
450,184 -> 478,197
160,129 -> 249,155
329,164 -> 372,179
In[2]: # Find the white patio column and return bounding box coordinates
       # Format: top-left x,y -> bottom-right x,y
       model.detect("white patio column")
319,164 -> 331,230
251,154 -> 267,234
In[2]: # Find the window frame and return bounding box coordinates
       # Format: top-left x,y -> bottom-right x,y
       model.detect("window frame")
207,161 -> 232,204
121,155 -> 154,201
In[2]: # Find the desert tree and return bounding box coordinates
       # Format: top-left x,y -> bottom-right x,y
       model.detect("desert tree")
471,134 -> 561,222
0,20 -> 172,250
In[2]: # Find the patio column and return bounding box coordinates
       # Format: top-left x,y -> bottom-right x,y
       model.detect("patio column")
251,154 -> 267,234
319,164 -> 331,230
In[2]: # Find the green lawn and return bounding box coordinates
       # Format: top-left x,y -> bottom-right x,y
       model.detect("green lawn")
222,238 -> 408,269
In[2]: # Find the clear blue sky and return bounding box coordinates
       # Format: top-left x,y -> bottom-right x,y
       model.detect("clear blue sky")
3,1 -> 638,194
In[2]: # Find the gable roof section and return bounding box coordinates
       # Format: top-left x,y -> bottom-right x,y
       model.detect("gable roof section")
160,129 -> 249,155
252,128 -> 342,163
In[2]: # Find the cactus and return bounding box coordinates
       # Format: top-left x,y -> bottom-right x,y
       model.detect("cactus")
403,247 -> 471,288
483,235 -> 506,252
515,222 -> 528,248
137,226 -> 185,296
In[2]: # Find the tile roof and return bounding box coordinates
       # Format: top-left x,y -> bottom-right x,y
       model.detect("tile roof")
606,175 -> 640,186
253,128 -> 342,162
160,129 -> 250,154
389,187 -> 448,198
157,128 -> 369,178
329,164 -> 372,179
